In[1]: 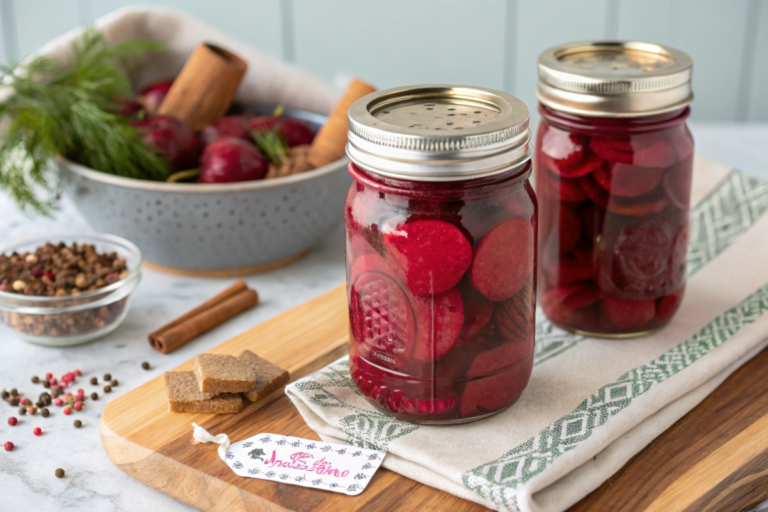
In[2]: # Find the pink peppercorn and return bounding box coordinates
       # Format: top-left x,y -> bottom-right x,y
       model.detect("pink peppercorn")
45,373 -> 52,380
50,378 -> 57,386
4,442 -> 13,452
74,370 -> 82,376
63,373 -> 74,383
63,407 -> 72,416
33,427 -> 41,436
64,393 -> 72,399
27,407 -> 36,415
77,389 -> 84,396
74,402 -> 83,412
7,417 -> 17,427
54,398 -> 63,406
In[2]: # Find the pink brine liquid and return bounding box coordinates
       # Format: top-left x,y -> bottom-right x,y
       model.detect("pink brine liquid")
535,106 -> 694,337
345,162 -> 537,423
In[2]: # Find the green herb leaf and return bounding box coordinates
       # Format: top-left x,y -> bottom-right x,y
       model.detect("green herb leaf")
252,129 -> 287,164
0,27 -> 170,214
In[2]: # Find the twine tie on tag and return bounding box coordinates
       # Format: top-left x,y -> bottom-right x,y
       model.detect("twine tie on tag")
192,423 -> 231,460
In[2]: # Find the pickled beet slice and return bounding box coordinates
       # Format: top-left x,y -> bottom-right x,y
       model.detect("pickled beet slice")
598,214 -> 687,300
572,239 -> 593,266
458,281 -> 494,343
558,206 -> 582,254
601,295 -> 655,330
495,277 -> 534,343
657,287 -> 685,319
663,156 -> 694,210
467,339 -> 534,378
590,137 -> 633,164
541,282 -> 603,311
350,256 -> 416,368
582,173 -> 669,217
411,288 -> 464,361
460,347 -> 533,417
541,127 -> 586,170
470,216 -> 534,301
383,220 -> 472,296
579,173 -> 609,208
539,169 -> 589,203
593,162 -> 664,198
633,134 -> 677,168
554,254 -> 595,286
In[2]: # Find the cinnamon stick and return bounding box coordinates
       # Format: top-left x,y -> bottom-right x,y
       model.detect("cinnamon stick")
149,281 -> 258,354
308,78 -> 376,168
158,43 -> 247,131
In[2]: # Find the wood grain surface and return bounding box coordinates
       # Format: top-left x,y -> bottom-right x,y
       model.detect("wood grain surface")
101,283 -> 768,512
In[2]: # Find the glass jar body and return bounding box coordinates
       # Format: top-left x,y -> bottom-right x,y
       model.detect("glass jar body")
344,161 -> 537,424
535,105 -> 694,337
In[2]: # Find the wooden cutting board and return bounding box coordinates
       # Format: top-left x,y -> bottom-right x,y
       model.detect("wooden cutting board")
101,284 -> 768,512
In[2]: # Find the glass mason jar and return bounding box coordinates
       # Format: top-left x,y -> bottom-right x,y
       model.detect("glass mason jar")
534,41 -> 694,337
344,85 -> 537,424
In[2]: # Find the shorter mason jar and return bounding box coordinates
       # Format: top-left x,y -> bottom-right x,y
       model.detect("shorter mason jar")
535,41 -> 694,337
345,85 -> 537,424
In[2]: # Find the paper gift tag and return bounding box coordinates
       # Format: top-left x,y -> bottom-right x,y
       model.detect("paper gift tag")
220,432 -> 385,495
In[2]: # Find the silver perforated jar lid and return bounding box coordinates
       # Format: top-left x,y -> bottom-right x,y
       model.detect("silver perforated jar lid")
346,85 -> 532,181
537,41 -> 693,117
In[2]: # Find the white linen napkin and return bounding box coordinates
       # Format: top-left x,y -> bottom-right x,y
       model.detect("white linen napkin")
287,155 -> 768,512
22,6 -> 341,115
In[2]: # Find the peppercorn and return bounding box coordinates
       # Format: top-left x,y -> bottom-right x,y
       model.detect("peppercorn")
18,407 -> 26,416
33,427 -> 41,436
42,380 -> 50,389
103,373 -> 112,382
90,392 -> 98,400
74,402 -> 83,411
63,407 -> 71,416
141,362 -> 150,370
4,442 -> 14,452
7,417 -> 17,426
90,377 -> 98,385
111,380 -> 118,387
74,370 -> 82,377
41,408 -> 49,418
35,401 -> 43,408
103,385 -> 112,393
10,388 -> 17,396
22,398 -> 31,406
73,420 -> 82,428
55,468 -> 65,478
10,398 -> 19,407
31,376 -> 39,384
27,407 -> 36,415
45,373 -> 52,380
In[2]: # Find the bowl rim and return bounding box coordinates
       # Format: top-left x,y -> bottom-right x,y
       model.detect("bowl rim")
0,233 -> 143,306
56,154 -> 350,193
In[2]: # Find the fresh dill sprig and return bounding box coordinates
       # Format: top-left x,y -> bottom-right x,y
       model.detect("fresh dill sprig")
0,28 -> 170,214
252,129 -> 288,164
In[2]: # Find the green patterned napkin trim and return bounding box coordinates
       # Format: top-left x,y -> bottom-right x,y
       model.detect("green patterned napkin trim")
293,360 -> 419,450
463,284 -> 768,512
534,170 -> 768,367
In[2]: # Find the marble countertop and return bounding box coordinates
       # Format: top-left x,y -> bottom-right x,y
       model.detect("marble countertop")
1,123 -> 767,511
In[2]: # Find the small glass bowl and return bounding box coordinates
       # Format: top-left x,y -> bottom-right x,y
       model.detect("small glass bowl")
0,234 -> 142,347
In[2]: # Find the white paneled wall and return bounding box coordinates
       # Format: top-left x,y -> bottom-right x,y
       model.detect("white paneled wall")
0,0 -> 766,121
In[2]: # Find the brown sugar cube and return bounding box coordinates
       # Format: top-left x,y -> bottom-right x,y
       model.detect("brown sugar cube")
239,350 -> 290,402
164,371 -> 243,414
193,353 -> 258,394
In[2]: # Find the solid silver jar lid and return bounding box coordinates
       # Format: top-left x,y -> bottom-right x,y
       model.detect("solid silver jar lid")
537,40 -> 693,117
346,85 -> 531,181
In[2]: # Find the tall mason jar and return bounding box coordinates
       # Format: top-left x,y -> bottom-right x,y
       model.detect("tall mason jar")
535,41 -> 694,338
344,85 -> 537,424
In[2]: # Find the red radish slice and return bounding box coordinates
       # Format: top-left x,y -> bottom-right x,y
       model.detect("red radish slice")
601,295 -> 656,329
383,220 -> 472,296
411,288 -> 464,361
460,348 -> 533,417
663,156 -> 694,210
350,270 -> 416,368
594,163 -> 664,198
495,278 -> 534,343
470,217 -> 534,301
590,137 -> 633,164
